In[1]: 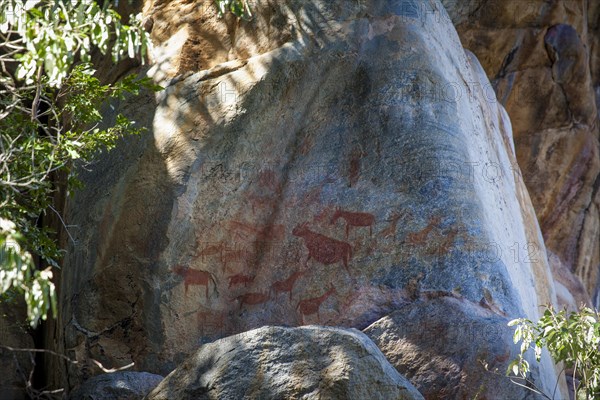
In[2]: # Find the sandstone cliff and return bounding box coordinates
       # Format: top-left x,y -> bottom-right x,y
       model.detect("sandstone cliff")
33,0 -> 600,398
443,0 -> 600,309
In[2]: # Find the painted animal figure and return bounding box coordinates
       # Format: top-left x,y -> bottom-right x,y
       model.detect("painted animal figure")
172,265 -> 218,299
196,310 -> 226,335
255,224 -> 285,242
224,220 -> 261,240
194,242 -> 224,261
247,193 -> 275,214
437,227 -> 459,255
258,169 -> 281,192
228,273 -> 255,288
271,270 -> 306,301
378,211 -> 405,240
296,284 -> 338,324
220,247 -> 252,272
348,146 -> 366,187
235,292 -> 270,310
330,209 -> 375,238
299,177 -> 335,207
312,207 -> 333,223
405,215 -> 441,246
292,223 -> 353,273
299,134 -> 314,155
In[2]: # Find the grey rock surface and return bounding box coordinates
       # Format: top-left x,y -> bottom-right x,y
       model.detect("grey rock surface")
444,0 -> 600,307
146,325 -> 423,400
51,0 -> 564,396
364,293 -> 545,399
67,371 -> 164,400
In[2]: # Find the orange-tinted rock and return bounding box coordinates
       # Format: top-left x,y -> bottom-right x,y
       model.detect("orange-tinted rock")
446,0 -> 600,303
52,1 -> 566,397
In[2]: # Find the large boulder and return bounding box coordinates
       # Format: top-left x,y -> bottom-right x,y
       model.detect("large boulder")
146,325 -> 423,400
52,0 -> 563,396
364,292 -> 543,399
67,371 -> 164,400
443,0 -> 600,303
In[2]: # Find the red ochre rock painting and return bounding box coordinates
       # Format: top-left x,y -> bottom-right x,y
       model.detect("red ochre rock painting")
404,215 -> 441,246
292,222 -> 353,274
227,273 -> 255,288
234,292 -> 270,310
296,284 -> 338,324
270,270 -> 307,301
181,207 -> 380,334
330,208 -> 375,238
172,265 -> 218,299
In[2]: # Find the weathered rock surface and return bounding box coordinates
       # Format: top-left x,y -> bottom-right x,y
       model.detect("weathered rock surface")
548,250 -> 592,311
146,325 -> 423,400
364,293 -> 541,399
67,371 -> 164,400
443,0 -> 600,303
51,0 -> 564,396
0,301 -> 34,400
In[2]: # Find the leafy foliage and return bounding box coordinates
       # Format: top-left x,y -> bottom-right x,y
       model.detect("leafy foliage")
215,0 -> 252,19
0,218 -> 55,323
0,0 -> 155,327
508,306 -> 600,399
1,0 -> 252,328
1,1 -> 149,87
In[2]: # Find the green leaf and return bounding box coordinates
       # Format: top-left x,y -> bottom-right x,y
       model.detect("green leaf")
66,148 -> 80,159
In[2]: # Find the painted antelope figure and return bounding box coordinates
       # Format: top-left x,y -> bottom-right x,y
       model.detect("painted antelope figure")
257,168 -> 281,193
172,265 -> 218,299
405,215 -> 441,246
296,284 -> 338,324
247,193 -> 275,214
223,220 -> 284,242
378,211 -> 406,240
227,273 -> 255,288
437,227 -> 460,255
255,224 -> 285,242
330,208 -> 375,238
312,206 -> 333,223
220,247 -> 253,272
194,241 -> 224,261
271,270 -> 307,301
292,223 -> 353,273
348,146 -> 366,187
234,292 -> 270,310
196,309 -> 226,335
299,177 -> 335,208
224,220 -> 261,241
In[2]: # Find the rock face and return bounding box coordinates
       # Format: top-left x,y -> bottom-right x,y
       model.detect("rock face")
548,250 -> 591,311
67,371 -> 164,400
364,293 -> 537,399
146,325 -> 424,400
442,0 -> 600,305
0,301 -> 34,400
51,0 -> 564,396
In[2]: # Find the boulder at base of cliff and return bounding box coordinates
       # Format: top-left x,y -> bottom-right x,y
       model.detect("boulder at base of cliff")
67,371 -> 164,400
364,293 -> 548,399
146,325 -> 423,400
